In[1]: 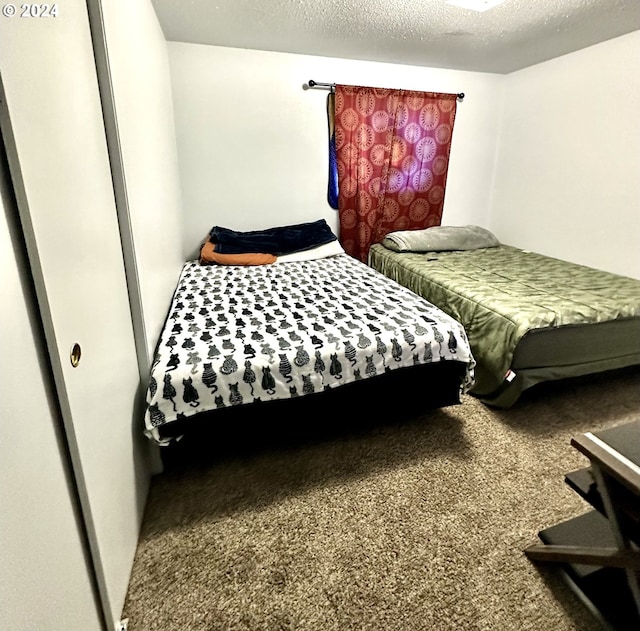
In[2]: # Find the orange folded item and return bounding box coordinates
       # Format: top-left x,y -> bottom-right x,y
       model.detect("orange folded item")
199,239 -> 276,266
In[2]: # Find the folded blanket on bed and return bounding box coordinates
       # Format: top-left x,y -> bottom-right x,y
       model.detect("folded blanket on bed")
210,219 -> 337,255
200,239 -> 276,266
382,225 -> 500,253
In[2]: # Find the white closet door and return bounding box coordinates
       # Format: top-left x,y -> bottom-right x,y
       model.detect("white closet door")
0,2 -> 150,628
0,158 -> 103,631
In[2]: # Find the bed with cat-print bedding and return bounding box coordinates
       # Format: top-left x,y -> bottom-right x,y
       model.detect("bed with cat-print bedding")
144,254 -> 475,445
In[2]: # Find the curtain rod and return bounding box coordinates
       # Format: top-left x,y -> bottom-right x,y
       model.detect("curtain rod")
306,79 -> 464,101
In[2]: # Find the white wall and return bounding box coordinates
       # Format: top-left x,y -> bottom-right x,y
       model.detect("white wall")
490,31 -> 640,279
99,0 -> 185,369
0,160 -> 102,631
167,43 -> 505,258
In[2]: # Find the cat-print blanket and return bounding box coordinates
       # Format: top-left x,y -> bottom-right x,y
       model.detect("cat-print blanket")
144,255 -> 475,445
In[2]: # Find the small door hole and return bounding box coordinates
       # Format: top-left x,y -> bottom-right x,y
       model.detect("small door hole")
70,343 -> 82,367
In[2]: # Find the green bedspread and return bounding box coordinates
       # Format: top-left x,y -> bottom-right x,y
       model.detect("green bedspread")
369,244 -> 640,397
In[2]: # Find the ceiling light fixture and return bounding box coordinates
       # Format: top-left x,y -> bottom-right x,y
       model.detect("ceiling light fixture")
446,0 -> 507,12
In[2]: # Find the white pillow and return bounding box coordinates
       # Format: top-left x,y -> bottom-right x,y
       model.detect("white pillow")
275,240 -> 345,263
382,225 -> 500,253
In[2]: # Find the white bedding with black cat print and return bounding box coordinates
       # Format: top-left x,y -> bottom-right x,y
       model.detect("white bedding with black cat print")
144,254 -> 475,445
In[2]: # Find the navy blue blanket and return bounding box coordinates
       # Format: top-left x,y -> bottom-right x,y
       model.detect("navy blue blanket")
210,219 -> 337,256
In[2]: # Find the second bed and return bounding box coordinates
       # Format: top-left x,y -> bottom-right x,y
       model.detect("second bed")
369,234 -> 640,407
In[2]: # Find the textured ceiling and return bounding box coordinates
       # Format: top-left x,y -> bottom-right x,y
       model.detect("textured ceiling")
150,0 -> 640,74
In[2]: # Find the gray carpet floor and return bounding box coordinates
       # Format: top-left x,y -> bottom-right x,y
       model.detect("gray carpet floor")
123,367 -> 640,630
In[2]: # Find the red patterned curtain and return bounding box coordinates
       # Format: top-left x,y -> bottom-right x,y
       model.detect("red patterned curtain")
335,85 -> 458,262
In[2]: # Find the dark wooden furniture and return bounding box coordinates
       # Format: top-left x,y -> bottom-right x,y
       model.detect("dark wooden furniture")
525,420 -> 640,630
